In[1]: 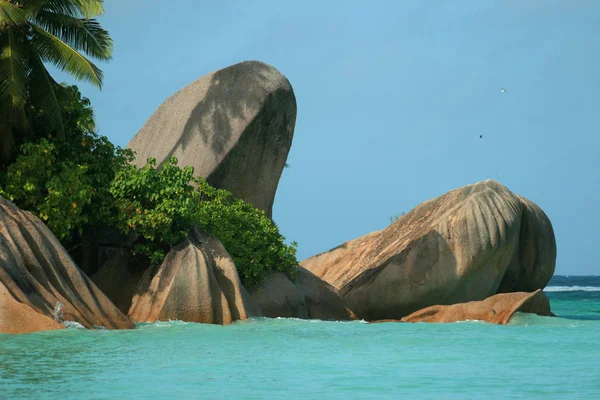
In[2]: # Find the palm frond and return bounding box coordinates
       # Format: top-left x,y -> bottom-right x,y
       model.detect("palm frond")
30,24 -> 103,87
36,0 -> 105,19
27,52 -> 65,140
0,28 -> 28,109
0,113 -> 16,164
32,11 -> 112,61
0,1 -> 27,25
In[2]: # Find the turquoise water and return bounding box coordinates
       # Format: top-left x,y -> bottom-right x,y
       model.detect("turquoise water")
2,277 -> 599,399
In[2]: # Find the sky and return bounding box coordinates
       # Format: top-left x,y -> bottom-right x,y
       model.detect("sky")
52,0 -> 600,275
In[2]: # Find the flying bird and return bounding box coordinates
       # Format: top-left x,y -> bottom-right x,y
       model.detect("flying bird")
501,88 -> 506,93
480,134 -> 483,139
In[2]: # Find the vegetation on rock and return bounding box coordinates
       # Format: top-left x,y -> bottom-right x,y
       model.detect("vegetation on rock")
1,85 -> 298,287
1,2 -> 297,288
0,85 -> 132,242
110,157 -> 298,288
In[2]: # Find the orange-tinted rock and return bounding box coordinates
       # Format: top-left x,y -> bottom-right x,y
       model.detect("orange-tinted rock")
398,290 -> 553,325
301,180 -> 556,320
128,228 -> 258,324
0,280 -> 64,334
0,197 -> 135,332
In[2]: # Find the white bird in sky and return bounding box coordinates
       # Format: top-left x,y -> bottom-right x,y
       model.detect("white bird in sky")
501,88 -> 506,93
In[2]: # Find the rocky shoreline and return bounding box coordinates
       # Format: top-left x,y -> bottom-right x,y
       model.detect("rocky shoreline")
0,61 -> 556,334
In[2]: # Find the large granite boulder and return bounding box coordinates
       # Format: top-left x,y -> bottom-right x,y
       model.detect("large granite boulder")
0,196 -> 135,333
398,290 -> 553,325
127,60 -> 297,218
128,227 -> 258,324
301,180 -> 556,321
250,267 -> 357,320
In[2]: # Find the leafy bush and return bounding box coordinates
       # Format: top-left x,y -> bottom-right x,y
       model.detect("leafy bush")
0,87 -> 133,242
110,157 -> 298,287
109,157 -> 200,265
1,84 -> 298,287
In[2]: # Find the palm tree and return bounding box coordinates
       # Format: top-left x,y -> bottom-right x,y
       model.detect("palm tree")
0,0 -> 112,163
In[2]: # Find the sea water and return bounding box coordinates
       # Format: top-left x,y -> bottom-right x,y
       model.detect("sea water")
1,276 -> 599,399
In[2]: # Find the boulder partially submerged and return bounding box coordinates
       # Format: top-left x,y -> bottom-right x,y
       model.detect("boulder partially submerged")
127,60 -> 297,218
250,267 -> 357,320
398,289 -> 553,325
0,196 -> 134,334
128,227 -> 258,324
301,180 -> 556,321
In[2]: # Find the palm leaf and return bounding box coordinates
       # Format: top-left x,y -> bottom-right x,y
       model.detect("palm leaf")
28,52 -> 65,140
30,24 -> 103,87
0,1 -> 27,25
32,0 -> 105,19
0,28 -> 28,109
32,11 -> 112,61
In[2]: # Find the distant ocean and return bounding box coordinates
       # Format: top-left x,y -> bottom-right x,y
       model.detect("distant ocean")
1,276 -> 599,399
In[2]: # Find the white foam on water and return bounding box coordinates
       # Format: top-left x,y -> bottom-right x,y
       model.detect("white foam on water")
62,321 -> 85,329
544,286 -> 600,292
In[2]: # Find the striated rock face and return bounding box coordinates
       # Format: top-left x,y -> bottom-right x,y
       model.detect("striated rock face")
127,60 -> 297,218
301,180 -> 556,321
128,227 -> 258,324
0,196 -> 135,333
250,267 -> 357,320
398,290 -> 553,325
0,280 -> 64,334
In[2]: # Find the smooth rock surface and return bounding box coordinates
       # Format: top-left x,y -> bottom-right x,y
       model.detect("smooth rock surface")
0,196 -> 135,332
127,60 -> 297,218
301,180 -> 556,320
250,267 -> 357,320
397,289 -> 553,325
250,272 -> 308,319
0,280 -> 64,334
128,227 -> 257,324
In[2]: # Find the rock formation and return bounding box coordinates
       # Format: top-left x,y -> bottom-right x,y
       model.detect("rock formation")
397,290 -> 553,325
127,60 -> 297,218
128,227 -> 258,324
0,280 -> 64,334
0,196 -> 135,333
91,249 -> 145,315
250,267 -> 357,320
301,180 -> 556,321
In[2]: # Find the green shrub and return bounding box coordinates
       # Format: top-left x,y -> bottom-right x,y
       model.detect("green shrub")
108,157 -> 200,265
0,133 -> 133,241
194,178 -> 298,287
1,85 -> 298,287
0,86 -> 133,242
110,157 -> 298,287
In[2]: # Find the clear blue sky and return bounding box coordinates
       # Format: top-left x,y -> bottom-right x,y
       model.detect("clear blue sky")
52,0 -> 600,275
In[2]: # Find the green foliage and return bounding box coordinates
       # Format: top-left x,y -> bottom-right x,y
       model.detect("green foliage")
194,179 -> 298,287
109,157 -> 200,266
110,157 -> 298,287
0,86 -> 133,241
1,83 -> 298,287
0,0 -> 112,163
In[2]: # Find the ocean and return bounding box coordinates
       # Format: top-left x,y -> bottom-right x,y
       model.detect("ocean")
1,276 -> 599,399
